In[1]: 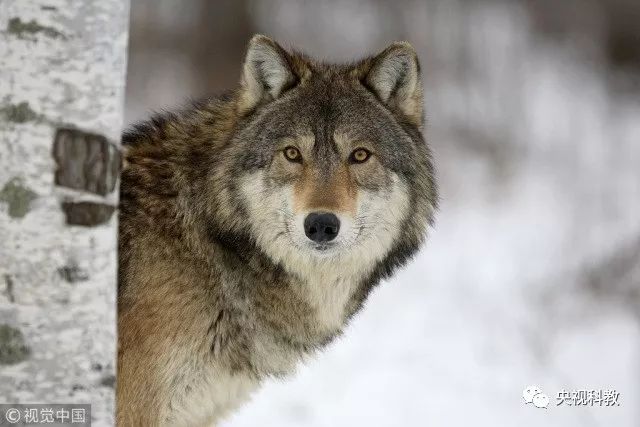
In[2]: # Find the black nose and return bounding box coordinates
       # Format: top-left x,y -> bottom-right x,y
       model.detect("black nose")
304,212 -> 340,243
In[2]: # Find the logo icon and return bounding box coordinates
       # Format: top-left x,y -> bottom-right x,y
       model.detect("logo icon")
4,408 -> 21,423
523,385 -> 549,409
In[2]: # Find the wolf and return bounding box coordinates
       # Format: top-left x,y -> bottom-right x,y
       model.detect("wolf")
117,35 -> 437,426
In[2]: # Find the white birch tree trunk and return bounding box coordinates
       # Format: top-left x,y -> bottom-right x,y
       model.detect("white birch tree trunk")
0,1 -> 129,425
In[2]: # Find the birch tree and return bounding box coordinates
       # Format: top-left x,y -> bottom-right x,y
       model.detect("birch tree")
0,1 -> 129,424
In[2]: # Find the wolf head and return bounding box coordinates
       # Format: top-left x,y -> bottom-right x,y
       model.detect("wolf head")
211,35 -> 437,281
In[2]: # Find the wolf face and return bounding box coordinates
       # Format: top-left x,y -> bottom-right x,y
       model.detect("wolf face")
208,36 -> 437,281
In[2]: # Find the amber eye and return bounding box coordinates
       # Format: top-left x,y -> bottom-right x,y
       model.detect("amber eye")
350,148 -> 371,164
283,146 -> 302,163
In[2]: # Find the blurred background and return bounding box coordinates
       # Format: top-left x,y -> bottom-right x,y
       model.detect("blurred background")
126,1 -> 640,426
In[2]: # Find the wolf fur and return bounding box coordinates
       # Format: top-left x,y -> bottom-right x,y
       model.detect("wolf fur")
117,35 -> 437,426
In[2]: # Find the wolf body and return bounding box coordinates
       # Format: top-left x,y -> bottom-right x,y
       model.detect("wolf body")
117,35 -> 437,426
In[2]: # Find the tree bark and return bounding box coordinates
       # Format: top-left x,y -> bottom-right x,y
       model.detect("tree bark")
0,1 -> 129,425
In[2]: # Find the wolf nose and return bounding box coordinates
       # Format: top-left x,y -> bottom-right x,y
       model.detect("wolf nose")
304,212 -> 340,243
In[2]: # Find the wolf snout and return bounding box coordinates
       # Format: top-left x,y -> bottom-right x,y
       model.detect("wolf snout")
304,212 -> 340,243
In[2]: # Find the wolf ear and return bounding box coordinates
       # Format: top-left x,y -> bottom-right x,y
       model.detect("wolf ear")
364,42 -> 423,127
239,35 -> 296,112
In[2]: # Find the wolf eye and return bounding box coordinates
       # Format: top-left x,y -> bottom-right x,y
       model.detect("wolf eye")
283,146 -> 302,163
349,148 -> 371,164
